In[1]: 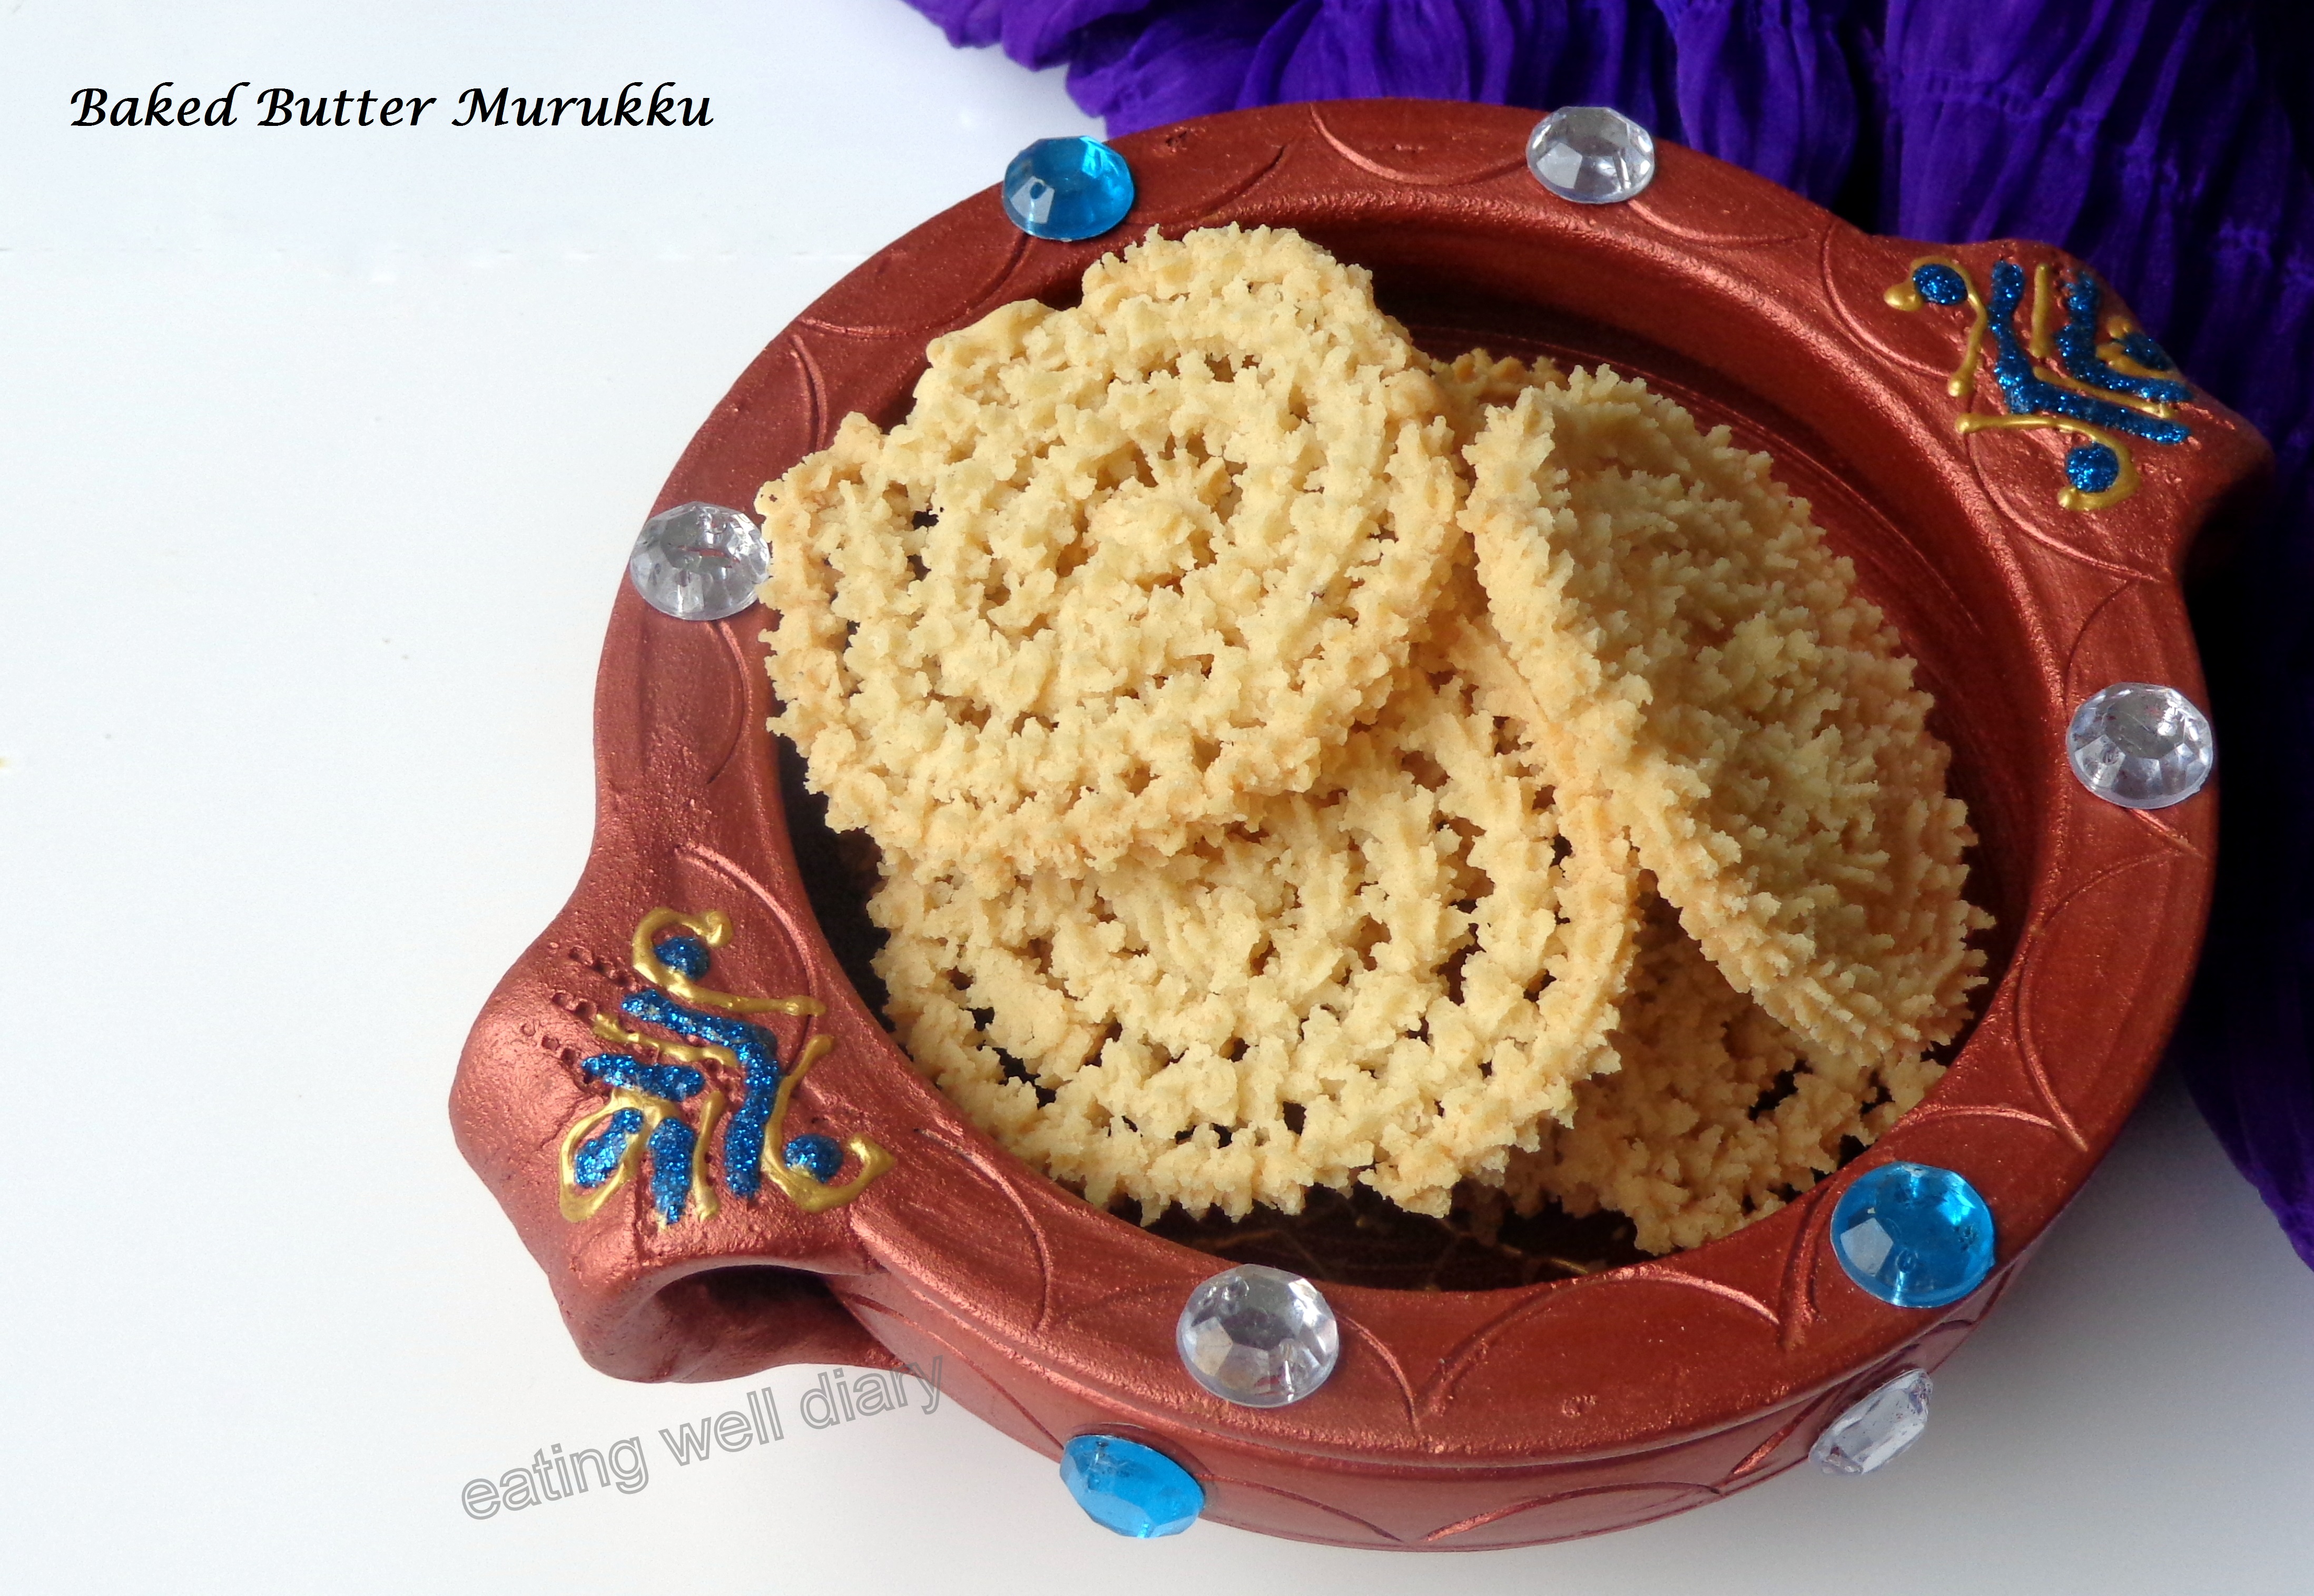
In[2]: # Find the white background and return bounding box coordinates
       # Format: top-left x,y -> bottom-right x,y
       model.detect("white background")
4,4 -> 2312,1591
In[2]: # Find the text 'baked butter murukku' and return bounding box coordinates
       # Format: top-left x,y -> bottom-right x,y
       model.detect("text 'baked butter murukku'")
759,226 -> 1464,883
869,627 -> 1640,1221
1463,367 -> 1988,1072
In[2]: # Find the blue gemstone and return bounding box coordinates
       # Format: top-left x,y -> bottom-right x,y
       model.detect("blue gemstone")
1002,137 -> 1135,241
1831,1162 -> 1997,1309
1059,1435 -> 1202,1538
2066,442 -> 2122,495
1913,263 -> 1968,306
784,1134 -> 844,1184
653,934 -> 711,980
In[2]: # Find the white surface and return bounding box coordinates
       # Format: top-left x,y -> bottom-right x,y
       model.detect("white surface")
4,5 -> 2311,1592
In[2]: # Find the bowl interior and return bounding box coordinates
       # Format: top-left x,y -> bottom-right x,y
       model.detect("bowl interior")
767,226 -> 2037,1292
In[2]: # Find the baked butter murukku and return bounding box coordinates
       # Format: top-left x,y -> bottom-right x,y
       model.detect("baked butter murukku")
1496,896 -> 1947,1255
759,225 -> 1463,882
1463,368 -> 1987,1071
759,224 -> 1992,1245
868,624 -> 1639,1220
1431,348 -> 1563,448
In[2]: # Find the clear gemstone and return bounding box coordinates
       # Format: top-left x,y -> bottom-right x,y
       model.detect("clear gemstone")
1811,1369 -> 1933,1476
1831,1162 -> 1997,1309
1059,1434 -> 1202,1538
1002,136 -> 1135,241
1525,106 -> 1658,204
2066,683 -> 2214,809
1176,1264 -> 1340,1407
627,503 -> 770,621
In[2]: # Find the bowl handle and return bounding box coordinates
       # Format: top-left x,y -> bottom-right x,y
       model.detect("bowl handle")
451,583 -> 905,1382
1852,239 -> 2270,572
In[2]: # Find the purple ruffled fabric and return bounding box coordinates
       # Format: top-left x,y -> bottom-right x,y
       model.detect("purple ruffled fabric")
906,0 -> 2314,1267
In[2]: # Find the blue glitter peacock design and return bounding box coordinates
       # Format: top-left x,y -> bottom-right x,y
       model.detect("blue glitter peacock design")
1886,255 -> 2192,511
558,908 -> 891,1226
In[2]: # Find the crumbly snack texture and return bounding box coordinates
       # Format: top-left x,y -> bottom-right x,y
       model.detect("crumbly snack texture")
869,623 -> 1640,1219
1462,369 -> 1988,1072
758,228 -> 1988,1247
758,225 -> 1463,884
1430,349 -> 1564,448
1497,894 -> 1946,1255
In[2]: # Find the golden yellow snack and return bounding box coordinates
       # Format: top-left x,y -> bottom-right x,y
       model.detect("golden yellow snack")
761,224 -> 1988,1245
1430,348 -> 1563,447
759,225 -> 1464,884
869,622 -> 1640,1220
1499,895 -> 1946,1255
1462,366 -> 1987,1073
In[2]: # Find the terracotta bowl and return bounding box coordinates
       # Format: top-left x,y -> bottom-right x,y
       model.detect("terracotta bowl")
451,101 -> 2268,1548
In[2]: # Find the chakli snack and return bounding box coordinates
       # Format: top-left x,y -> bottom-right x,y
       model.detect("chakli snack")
1462,368 -> 1990,1073
759,226 -> 1988,1248
870,617 -> 1640,1220
757,225 -> 1464,885
1498,895 -> 1947,1256
1430,348 -> 1563,445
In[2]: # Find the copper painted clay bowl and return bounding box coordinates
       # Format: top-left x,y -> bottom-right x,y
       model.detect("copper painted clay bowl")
451,101 -> 2268,1548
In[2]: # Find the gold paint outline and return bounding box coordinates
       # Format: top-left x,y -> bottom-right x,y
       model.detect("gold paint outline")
592,1011 -> 735,1073
560,1093 -> 648,1221
2031,278 -> 2172,419
1954,413 -> 2140,512
557,907 -> 892,1223
1885,255 -> 1986,399
2098,311 -> 2182,382
1891,256 -> 2158,509
629,908 -> 828,1018
754,1034 -> 897,1213
2025,273 -> 2173,418
556,1083 -> 725,1227
2035,362 -> 2177,421
2029,262 -> 2057,359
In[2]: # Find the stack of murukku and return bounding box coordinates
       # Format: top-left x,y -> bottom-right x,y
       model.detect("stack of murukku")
756,225 -> 1990,1251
